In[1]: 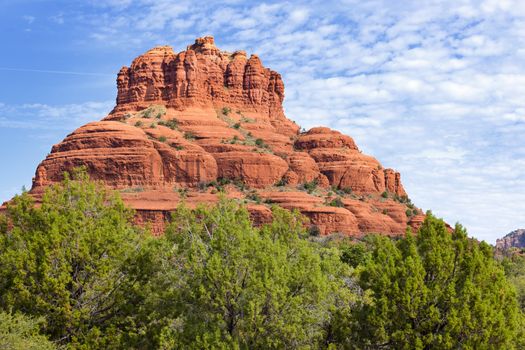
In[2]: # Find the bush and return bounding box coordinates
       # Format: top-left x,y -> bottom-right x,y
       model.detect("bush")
184,131 -> 196,140
177,187 -> 188,198
381,191 -> 388,198
342,187 -> 352,194
275,177 -> 288,187
340,241 -> 369,267
137,105 -> 166,119
158,136 -> 167,142
134,120 -> 143,127
301,179 -> 318,194
308,225 -> 321,237
247,190 -> 261,204
221,106 -> 231,115
328,197 -> 344,207
158,118 -> 178,130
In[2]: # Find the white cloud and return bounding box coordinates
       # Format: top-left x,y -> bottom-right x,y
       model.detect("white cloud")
0,101 -> 114,130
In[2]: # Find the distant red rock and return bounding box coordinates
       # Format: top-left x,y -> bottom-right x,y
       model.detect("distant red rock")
27,36 -> 423,236
496,229 -> 525,250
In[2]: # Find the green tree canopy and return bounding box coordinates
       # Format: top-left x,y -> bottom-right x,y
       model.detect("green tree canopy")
501,249 -> 525,310
1,172 -> 523,349
339,213 -> 523,349
0,169 -> 144,347
142,200 -> 355,349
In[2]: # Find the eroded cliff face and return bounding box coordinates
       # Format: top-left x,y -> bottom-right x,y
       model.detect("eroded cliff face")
496,229 -> 525,250
29,36 -> 424,236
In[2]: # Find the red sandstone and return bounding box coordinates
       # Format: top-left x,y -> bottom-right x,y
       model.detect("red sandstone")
23,36 -> 422,236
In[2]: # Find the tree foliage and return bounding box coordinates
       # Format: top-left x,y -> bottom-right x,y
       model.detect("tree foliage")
502,250 -> 525,310
0,169 -> 144,347
0,311 -> 56,350
0,172 -> 523,349
338,213 -> 523,349
138,200 -> 355,349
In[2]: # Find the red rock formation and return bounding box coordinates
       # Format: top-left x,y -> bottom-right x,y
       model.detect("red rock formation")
110,36 -> 298,137
33,121 -> 217,191
25,36 -> 422,236
496,229 -> 525,250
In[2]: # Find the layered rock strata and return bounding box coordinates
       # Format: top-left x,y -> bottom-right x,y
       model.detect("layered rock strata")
28,36 -> 423,236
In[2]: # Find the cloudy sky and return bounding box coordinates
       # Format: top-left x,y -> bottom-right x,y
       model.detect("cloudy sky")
0,0 -> 524,243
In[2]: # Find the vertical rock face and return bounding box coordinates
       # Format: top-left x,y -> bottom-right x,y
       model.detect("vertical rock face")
26,36 -> 422,236
496,229 -> 525,250
111,36 -> 296,136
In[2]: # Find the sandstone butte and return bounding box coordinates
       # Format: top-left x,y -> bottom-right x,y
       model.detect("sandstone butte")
16,36 -> 426,236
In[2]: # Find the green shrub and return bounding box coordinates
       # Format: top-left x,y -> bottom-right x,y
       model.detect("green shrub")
184,132 -> 196,140
134,120 -> 143,127
328,197 -> 344,207
221,107 -> 231,115
158,118 -> 178,130
247,191 -> 261,204
342,187 -> 352,194
137,105 -> 166,119
158,136 -> 167,142
301,179 -> 318,194
275,177 -> 288,187
177,187 -> 188,198
308,225 -> 321,237
381,191 -> 388,198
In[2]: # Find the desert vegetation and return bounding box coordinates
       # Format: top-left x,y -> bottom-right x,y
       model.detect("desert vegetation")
0,171 -> 523,349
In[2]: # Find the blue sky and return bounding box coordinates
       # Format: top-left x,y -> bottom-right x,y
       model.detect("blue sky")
0,0 -> 524,243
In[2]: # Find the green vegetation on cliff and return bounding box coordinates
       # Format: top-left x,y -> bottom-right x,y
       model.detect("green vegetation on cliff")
0,171 -> 523,349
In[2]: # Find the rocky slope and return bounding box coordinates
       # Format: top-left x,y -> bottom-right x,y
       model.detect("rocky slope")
496,229 -> 525,250
28,36 -> 424,235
